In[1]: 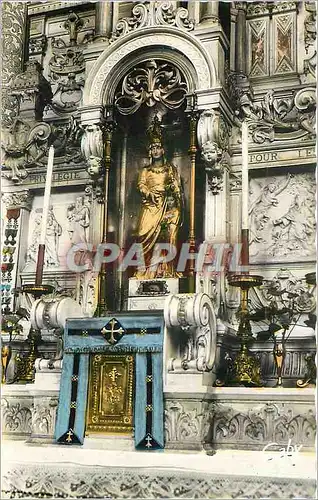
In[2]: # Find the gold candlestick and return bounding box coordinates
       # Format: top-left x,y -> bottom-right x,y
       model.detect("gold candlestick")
216,274 -> 263,387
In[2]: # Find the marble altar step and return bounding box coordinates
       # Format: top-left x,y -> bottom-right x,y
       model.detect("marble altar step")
2,440 -> 316,499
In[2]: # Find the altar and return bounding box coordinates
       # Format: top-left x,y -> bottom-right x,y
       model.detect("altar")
55,312 -> 164,449
1,1 -> 316,499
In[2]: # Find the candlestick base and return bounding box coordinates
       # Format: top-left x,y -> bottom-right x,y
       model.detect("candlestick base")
21,284 -> 55,299
215,273 -> 263,387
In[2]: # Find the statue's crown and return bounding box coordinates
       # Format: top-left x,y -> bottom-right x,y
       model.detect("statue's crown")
148,116 -> 162,145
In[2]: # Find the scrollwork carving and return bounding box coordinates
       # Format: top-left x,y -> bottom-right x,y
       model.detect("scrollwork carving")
235,83 -> 316,143
164,293 -> 217,372
115,60 -> 187,115
111,1 -> 194,42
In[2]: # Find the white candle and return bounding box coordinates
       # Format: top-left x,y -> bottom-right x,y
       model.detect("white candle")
241,121 -> 249,230
40,145 -> 54,245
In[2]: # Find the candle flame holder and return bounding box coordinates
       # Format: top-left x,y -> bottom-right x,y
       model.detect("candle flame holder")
216,274 -> 263,387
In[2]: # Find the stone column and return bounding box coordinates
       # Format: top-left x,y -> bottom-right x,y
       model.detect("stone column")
200,1 -> 219,25
235,2 -> 247,74
95,1 -> 113,39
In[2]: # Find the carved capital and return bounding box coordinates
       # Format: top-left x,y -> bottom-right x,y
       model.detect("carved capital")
2,190 -> 33,211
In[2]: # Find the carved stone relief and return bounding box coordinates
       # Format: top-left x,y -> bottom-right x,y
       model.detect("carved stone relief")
2,462 -> 315,499
1,399 -> 32,436
2,2 -> 26,127
47,11 -> 86,115
208,402 -> 316,450
115,60 -> 188,115
164,400 -> 204,449
303,1 -> 316,82
111,1 -> 194,42
273,13 -> 296,74
197,110 -> 230,194
249,172 -> 316,261
31,397 -> 58,437
237,87 -> 316,143
23,193 -> 89,271
84,33 -> 212,106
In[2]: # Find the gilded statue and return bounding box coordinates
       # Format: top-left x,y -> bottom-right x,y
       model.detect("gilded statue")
135,118 -> 183,279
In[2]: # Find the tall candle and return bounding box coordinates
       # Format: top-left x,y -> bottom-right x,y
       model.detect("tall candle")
40,145 -> 54,245
241,121 -> 249,230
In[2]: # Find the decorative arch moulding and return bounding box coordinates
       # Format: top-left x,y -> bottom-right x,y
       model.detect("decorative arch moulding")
82,28 -> 217,107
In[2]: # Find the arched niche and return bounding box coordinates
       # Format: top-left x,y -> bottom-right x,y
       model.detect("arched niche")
83,27 -> 217,107
82,28 -> 215,309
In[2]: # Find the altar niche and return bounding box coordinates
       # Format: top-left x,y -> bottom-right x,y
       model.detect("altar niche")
105,58 -> 204,311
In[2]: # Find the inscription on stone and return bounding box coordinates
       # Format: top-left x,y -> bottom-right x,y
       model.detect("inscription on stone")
248,148 -> 315,164
28,171 -> 81,184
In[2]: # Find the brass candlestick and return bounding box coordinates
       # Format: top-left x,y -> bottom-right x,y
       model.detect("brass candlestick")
216,274 -> 263,386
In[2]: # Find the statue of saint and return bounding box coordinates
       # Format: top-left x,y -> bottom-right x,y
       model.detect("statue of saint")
135,118 -> 183,279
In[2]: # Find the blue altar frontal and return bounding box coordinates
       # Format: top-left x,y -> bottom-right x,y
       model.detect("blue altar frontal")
55,312 -> 164,450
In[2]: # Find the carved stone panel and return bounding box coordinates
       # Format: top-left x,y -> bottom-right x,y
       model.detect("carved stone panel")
249,172 -> 316,262
208,401 -> 316,451
23,192 -> 90,272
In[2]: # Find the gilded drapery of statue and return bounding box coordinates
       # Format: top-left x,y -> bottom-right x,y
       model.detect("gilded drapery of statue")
134,118 -> 183,279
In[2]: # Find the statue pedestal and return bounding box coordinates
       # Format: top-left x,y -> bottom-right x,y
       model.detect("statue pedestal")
127,278 -> 180,311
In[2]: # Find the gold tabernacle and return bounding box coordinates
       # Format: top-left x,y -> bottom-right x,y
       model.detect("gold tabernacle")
86,354 -> 134,435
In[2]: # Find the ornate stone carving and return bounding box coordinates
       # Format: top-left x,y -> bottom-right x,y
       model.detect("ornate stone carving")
10,61 -> 52,120
26,207 -> 62,268
1,399 -> 32,435
111,1 -> 194,42
84,33 -> 212,106
164,293 -> 216,372
258,268 -> 316,314
29,35 -> 47,57
81,124 -> 104,202
273,12 -> 296,74
209,402 -> 316,449
235,84 -> 316,143
47,12 -> 85,114
164,401 -> 203,446
2,2 -> 27,127
2,190 -> 33,211
197,110 -> 230,194
2,463 -> 315,499
249,173 -> 316,260
31,398 -> 58,436
115,60 -> 187,115
303,2 -> 316,81
67,196 -> 90,244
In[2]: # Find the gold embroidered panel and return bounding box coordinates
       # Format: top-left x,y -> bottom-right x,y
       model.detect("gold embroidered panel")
86,354 -> 134,435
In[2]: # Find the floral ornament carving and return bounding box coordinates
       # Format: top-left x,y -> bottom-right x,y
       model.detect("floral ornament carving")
1,120 -> 52,183
1,400 -> 32,434
48,12 -> 85,114
111,1 -> 194,42
115,60 -> 187,115
3,464 -> 315,499
2,2 -> 26,127
209,402 -> 316,449
303,2 -> 316,81
237,86 -> 316,143
164,401 -> 202,443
